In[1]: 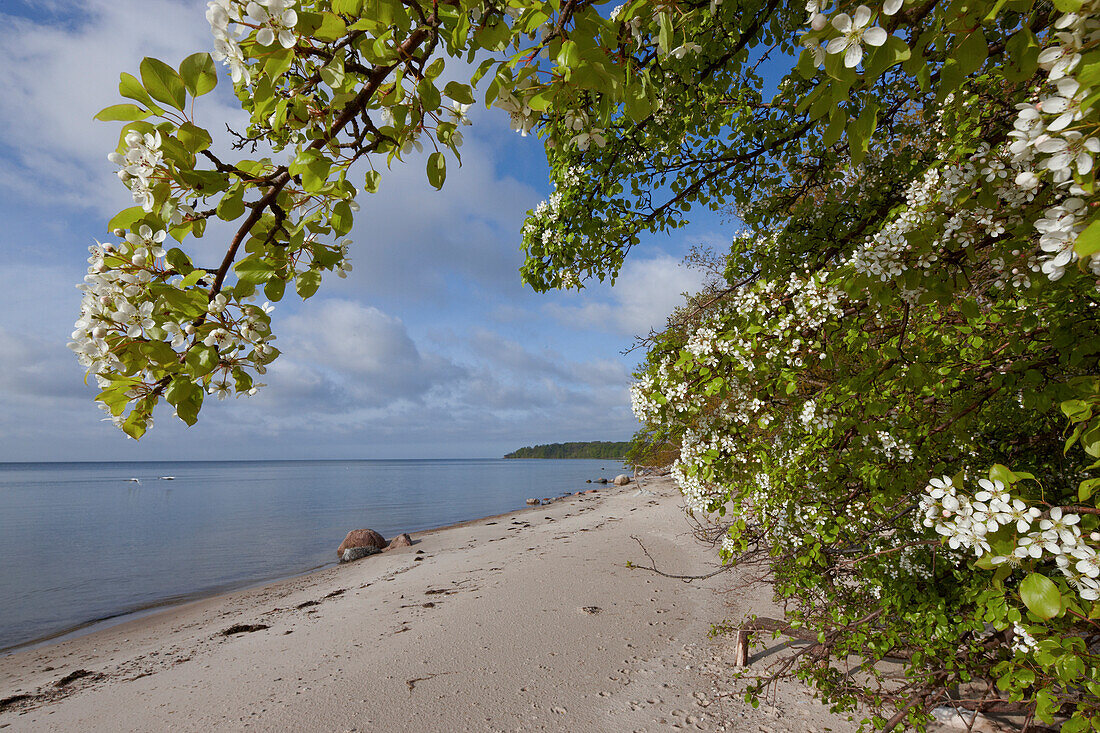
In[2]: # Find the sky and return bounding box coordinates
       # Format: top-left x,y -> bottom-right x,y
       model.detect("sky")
0,0 -> 726,461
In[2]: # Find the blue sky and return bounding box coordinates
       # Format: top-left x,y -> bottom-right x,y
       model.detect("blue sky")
0,0 -> 724,461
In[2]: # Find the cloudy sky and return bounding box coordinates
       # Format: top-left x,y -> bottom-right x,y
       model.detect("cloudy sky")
0,0 -> 724,461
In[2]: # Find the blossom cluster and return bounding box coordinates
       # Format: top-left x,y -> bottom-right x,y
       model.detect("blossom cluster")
800,2 -> 898,69
493,76 -> 538,137
69,223 -> 277,431
207,0 -> 250,85
108,131 -> 164,213
800,3 -> 1100,291
919,475 -> 1100,602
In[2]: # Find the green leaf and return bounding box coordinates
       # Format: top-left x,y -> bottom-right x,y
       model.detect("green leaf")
320,60 -> 345,89
178,122 -> 213,153
417,78 -> 441,111
557,40 -> 580,68
954,28 -> 988,78
822,107 -> 846,148
1061,399 -> 1093,421
178,53 -> 217,97
1062,716 -> 1090,733
444,81 -> 474,105
1020,573 -> 1062,621
331,200 -> 354,234
1053,0 -> 1083,11
94,104 -> 152,122
847,101 -> 878,166
217,187 -> 246,221
185,345 -> 219,377
1076,58 -> 1100,90
314,11 -> 347,41
1074,216 -> 1100,259
122,410 -> 149,440
796,49 -> 817,80
658,13 -> 672,56
332,0 -> 363,14
624,86 -> 652,122
296,269 -> 322,298
989,463 -> 1015,486
179,270 -> 207,288
165,377 -> 203,426
119,72 -> 163,113
1079,477 -> 1100,502
865,35 -> 910,80
234,257 -> 275,284
139,57 -> 187,111
364,169 -> 382,193
264,48 -> 296,78
264,277 -> 287,302
938,58 -> 963,97
108,206 -> 148,233
426,151 -> 446,190
290,149 -> 332,192
1004,26 -> 1040,82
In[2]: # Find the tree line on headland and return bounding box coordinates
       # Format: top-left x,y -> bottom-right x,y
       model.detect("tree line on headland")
503,442 -> 630,460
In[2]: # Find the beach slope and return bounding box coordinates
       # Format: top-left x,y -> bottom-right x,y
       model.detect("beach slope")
0,476 -> 858,732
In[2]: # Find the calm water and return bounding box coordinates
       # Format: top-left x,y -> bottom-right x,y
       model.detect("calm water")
0,459 -> 620,652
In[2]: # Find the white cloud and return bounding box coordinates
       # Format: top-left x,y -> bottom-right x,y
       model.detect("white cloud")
0,3 -> 662,461
0,0 -> 234,213
548,254 -> 708,337
331,133 -> 543,300
269,299 -> 466,408
0,327 -> 90,400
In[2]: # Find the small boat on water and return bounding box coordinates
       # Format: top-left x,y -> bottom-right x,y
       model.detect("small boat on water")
159,476 -> 175,480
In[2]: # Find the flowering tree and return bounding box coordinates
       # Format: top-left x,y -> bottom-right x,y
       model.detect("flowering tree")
76,0 -> 1100,728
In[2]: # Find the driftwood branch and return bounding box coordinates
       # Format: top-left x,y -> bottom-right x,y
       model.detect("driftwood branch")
627,535 -> 735,583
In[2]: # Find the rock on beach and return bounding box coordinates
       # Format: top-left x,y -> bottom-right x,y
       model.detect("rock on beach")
337,529 -> 386,562
613,474 -> 631,486
387,533 -> 413,549
341,547 -> 378,562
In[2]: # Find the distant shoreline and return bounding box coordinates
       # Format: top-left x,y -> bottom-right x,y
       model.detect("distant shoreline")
501,456 -> 626,460
503,440 -> 632,460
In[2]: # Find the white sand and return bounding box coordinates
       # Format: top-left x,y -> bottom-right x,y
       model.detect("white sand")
0,476 -> 863,732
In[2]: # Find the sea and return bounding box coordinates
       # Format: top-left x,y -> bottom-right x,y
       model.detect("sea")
0,459 -> 622,653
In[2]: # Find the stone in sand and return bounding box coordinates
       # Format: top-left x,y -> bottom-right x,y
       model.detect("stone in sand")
341,547 -> 379,562
387,533 -> 413,549
613,474 -> 632,486
337,528 -> 386,560
526,498 -> 540,505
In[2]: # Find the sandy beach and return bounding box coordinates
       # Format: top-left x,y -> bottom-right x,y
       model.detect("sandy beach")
0,475 -> 862,732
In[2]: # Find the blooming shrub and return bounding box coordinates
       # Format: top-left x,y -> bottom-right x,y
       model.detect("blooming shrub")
78,0 -> 1100,728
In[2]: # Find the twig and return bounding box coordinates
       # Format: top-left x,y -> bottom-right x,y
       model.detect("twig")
627,535 -> 734,583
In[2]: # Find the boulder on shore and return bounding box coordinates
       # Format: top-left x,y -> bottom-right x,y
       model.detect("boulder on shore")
337,528 -> 386,561
341,546 -> 379,562
387,533 -> 413,549
526,498 -> 540,505
613,474 -> 632,486
596,478 -> 609,484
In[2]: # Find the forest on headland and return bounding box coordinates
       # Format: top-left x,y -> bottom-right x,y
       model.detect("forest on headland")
503,442 -> 630,460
